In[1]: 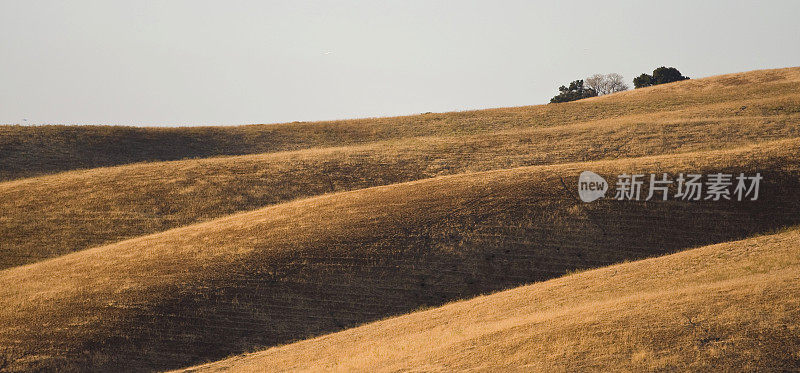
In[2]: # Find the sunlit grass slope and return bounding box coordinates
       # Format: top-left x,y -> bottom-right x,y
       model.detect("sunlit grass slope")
2,68 -> 800,269
183,227 -> 800,372
1,139 -> 798,371
1,67 -> 798,181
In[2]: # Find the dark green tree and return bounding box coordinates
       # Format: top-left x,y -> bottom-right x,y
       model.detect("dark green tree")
633,67 -> 689,88
652,66 -> 689,85
633,73 -> 654,88
549,80 -> 598,103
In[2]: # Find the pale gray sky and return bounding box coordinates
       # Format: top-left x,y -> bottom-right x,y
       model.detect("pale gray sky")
1,0 -> 799,126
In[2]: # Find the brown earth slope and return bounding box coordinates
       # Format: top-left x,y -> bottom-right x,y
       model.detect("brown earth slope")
2,68 -> 800,269
0,139 -> 798,371
182,227 -> 800,372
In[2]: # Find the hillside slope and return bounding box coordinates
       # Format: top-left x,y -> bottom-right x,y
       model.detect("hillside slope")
1,67 -> 798,181
2,68 -> 800,268
1,139 -> 799,371
182,227 -> 800,372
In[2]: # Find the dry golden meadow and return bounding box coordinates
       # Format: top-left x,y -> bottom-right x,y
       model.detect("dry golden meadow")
0,67 -> 799,371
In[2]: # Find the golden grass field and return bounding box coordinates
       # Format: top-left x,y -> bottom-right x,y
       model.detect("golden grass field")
0,67 -> 799,371
181,227 -> 800,372
2,69 -> 799,269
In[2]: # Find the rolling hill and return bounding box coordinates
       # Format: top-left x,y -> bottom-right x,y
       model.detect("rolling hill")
181,227 -> 800,372
0,67 -> 799,372
2,68 -> 799,269
1,138 -> 799,371
1,67 -> 798,182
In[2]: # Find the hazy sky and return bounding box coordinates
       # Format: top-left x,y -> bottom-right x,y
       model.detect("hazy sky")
1,1 -> 799,126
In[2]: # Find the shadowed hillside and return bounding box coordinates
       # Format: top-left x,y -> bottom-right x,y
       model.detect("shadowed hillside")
182,227 -> 800,372
1,67 -> 798,181
1,139 -> 799,371
2,69 -> 800,268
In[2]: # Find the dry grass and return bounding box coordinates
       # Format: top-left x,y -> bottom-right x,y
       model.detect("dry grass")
180,227 -> 800,372
1,67 -> 800,372
1,67 -> 799,181
0,138 -> 799,371
2,73 -> 800,268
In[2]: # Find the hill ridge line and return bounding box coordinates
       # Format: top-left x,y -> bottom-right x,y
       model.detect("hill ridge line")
3,136 -> 798,274
4,106 -> 797,187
